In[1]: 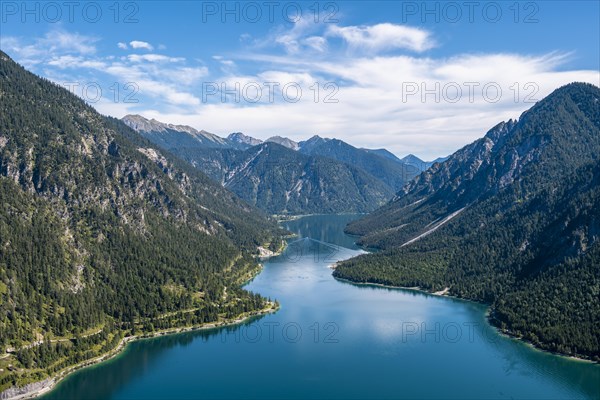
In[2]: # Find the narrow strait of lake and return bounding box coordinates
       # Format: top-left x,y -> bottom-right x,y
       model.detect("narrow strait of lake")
43,214 -> 600,399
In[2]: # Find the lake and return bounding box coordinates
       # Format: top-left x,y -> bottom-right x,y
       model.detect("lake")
43,214 -> 600,399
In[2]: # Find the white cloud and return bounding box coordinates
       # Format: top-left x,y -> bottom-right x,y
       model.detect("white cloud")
171,67 -> 209,85
327,23 -> 434,53
147,52 -> 598,159
5,26 -> 599,160
212,55 -> 237,74
304,36 -> 328,53
47,30 -> 98,55
127,54 -> 185,63
213,55 -> 234,66
2,30 -> 206,116
98,60 -> 204,106
129,40 -> 154,51
46,55 -> 107,70
264,17 -> 326,55
0,30 -> 98,67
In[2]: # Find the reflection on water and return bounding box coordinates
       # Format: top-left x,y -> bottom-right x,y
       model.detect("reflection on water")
44,214 -> 599,400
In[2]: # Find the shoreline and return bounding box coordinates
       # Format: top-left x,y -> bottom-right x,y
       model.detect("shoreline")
332,277 -> 598,365
2,247 -> 287,400
273,212 -> 366,223
6,216 -> 595,399
11,241 -> 291,400
2,302 -> 280,400
256,236 -> 291,260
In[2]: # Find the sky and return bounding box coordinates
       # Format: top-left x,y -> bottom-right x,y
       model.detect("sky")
1,0 -> 599,159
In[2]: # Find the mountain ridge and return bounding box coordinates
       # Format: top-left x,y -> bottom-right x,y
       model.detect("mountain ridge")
122,114 -> 245,150
159,141 -> 396,214
122,114 -> 443,165
297,137 -> 418,190
122,117 -> 429,214
0,51 -> 283,391
228,132 -> 263,147
335,82 -> 600,360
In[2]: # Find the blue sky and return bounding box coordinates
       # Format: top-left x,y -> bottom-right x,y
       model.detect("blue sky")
1,0 -> 599,159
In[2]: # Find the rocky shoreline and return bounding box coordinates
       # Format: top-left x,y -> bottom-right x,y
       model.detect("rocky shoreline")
0,379 -> 54,400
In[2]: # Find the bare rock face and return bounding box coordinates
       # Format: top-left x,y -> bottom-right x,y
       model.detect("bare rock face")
228,132 -> 263,147
1,378 -> 54,400
122,114 -> 232,148
265,135 -> 299,150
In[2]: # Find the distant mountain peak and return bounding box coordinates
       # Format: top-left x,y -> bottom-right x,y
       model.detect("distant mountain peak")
360,148 -> 403,164
266,135 -> 299,150
122,114 -> 232,148
227,132 -> 263,147
401,154 -> 424,164
123,114 -> 225,142
122,114 -> 169,133
298,135 -> 329,150
308,134 -> 324,140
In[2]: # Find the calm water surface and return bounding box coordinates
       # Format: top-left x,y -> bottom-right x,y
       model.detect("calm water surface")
44,214 -> 600,399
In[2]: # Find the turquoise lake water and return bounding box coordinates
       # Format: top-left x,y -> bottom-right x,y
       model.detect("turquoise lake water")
43,214 -> 600,399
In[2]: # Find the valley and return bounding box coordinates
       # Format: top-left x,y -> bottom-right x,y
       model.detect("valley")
334,83 -> 600,361
0,9 -> 599,397
38,215 -> 600,400
122,115 -> 438,215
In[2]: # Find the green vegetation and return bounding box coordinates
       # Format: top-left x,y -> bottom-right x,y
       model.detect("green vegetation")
123,117 -> 422,215
335,83 -> 600,361
153,142 -> 396,215
0,51 -> 282,391
297,136 -> 416,191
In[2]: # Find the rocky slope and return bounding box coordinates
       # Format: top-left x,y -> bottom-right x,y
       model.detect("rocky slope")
123,120 -> 420,215
173,142 -> 395,214
122,114 -> 246,150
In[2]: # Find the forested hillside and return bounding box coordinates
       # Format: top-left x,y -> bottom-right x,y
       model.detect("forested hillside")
297,136 -> 416,190
122,116 -> 401,215
169,142 -> 395,214
335,83 -> 600,361
0,51 -> 282,391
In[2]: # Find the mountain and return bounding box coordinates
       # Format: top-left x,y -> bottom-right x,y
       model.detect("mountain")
228,132 -> 263,147
298,137 -> 418,190
122,114 -> 246,150
400,154 -> 429,172
266,135 -> 299,150
363,148 -> 403,163
430,156 -> 449,165
160,142 -> 395,215
334,82 -> 600,360
401,154 -> 449,172
0,51 -> 282,391
122,117 -> 433,215
298,135 -> 330,153
400,154 -> 424,165
123,124 -> 410,215
226,143 -> 394,214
